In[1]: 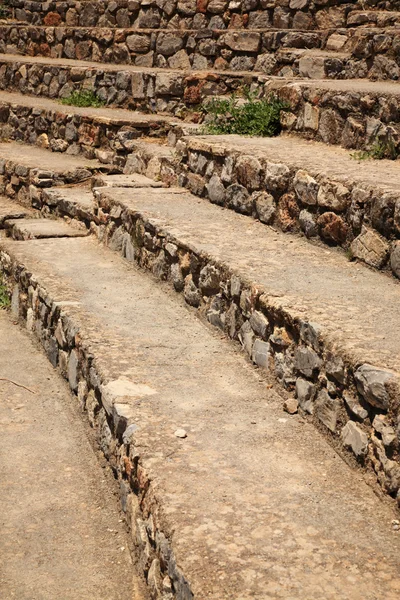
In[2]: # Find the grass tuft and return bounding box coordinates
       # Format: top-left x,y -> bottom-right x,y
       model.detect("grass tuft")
0,277 -> 10,310
60,89 -> 105,108
351,136 -> 398,161
201,89 -> 288,137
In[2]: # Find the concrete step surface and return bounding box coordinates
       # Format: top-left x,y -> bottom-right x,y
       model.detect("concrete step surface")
1,222 -> 400,599
0,310 -> 147,600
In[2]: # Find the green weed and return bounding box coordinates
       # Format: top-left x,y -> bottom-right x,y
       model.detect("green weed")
351,136 -> 398,161
201,90 -> 288,137
60,89 -> 105,108
0,278 -> 10,309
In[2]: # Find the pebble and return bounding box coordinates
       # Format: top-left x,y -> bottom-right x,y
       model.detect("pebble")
284,398 -> 299,414
175,428 -> 187,438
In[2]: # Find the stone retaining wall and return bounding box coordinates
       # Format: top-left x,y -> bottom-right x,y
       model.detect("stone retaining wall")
0,249 -> 193,600
0,25 -> 327,72
9,0 -> 363,31
0,100 -> 175,164
2,163 -> 400,508
86,184 -> 400,507
0,57 -> 266,113
274,81 -> 400,151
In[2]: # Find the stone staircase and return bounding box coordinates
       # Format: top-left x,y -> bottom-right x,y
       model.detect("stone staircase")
1,0 -> 400,598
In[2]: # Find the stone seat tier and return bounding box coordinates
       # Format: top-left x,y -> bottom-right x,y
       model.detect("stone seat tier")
0,89 -> 188,163
7,0 -> 378,31
124,132 -> 400,278
1,197 -> 400,599
16,167 -> 400,504
1,24 -> 399,80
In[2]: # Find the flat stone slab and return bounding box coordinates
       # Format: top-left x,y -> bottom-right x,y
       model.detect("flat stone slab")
6,218 -> 88,239
98,185 -> 400,374
0,140 -> 102,172
186,134 -> 400,195
0,195 -> 35,224
1,234 -> 400,599
0,311 -> 141,600
93,173 -> 164,189
0,90 -> 180,127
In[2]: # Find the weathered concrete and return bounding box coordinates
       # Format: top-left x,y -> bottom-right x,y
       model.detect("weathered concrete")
0,310 -> 146,600
1,232 -> 400,599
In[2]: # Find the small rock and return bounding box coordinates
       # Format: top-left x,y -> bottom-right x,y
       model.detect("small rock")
284,398 -> 299,414
341,421 -> 369,458
174,428 -> 187,438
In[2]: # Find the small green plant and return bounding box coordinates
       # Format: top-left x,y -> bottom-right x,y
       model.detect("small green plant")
351,135 -> 398,161
60,89 -> 105,108
0,4 -> 10,18
0,278 -> 10,309
201,89 -> 288,137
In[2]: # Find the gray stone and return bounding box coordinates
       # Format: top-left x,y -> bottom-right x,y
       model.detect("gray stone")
206,174 -> 226,205
326,355 -> 345,384
126,34 -> 151,53
226,184 -> 253,215
299,55 -> 326,79
184,276 -> 202,307
293,170 -> 319,206
251,339 -> 270,369
299,209 -> 318,238
294,346 -> 322,377
295,378 -> 315,414
303,103 -> 319,131
355,364 -> 395,410
171,263 -> 184,292
249,311 -> 269,339
341,421 -> 369,458
254,191 -> 276,224
390,241 -> 400,279
239,321 -> 255,357
198,264 -> 221,295
343,391 -> 368,421
265,162 -> 290,193
156,33 -> 184,56
317,181 -> 350,212
373,415 -> 397,449
68,349 -> 79,392
351,227 -> 389,269
315,389 -> 339,432
223,31 -> 260,53
299,321 -> 321,352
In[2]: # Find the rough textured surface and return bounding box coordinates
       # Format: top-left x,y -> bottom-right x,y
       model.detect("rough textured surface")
135,133 -> 400,276
1,233 -> 400,599
0,310 -> 144,600
8,0 -> 371,30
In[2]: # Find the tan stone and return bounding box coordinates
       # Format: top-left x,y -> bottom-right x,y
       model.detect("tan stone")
351,226 -> 389,269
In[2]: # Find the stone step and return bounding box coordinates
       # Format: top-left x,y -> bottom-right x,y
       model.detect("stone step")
0,311 -> 142,600
0,90 -> 185,164
8,0 -> 368,31
271,77 -> 400,151
21,171 -> 400,505
0,194 -> 35,224
1,211 -> 400,600
4,216 -> 89,239
1,22 -> 399,80
0,53 -> 273,113
0,24 -> 331,72
125,132 -> 400,278
0,140 -> 108,206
